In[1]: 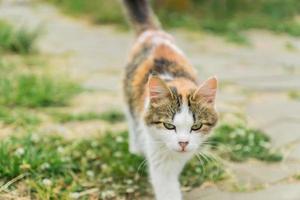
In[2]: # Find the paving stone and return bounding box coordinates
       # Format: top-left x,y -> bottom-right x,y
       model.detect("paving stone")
246,95 -> 300,127
233,75 -> 300,91
227,161 -> 300,185
263,122 -> 300,148
185,182 -> 300,200
287,142 -> 300,162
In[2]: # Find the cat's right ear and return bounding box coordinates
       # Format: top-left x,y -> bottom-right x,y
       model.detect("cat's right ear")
148,75 -> 173,101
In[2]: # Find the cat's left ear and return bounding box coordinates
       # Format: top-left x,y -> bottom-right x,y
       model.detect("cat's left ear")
192,76 -> 218,104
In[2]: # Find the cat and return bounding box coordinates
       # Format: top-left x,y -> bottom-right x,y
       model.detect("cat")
123,0 -> 218,199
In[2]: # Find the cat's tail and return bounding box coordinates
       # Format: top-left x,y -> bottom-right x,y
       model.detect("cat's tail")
123,0 -> 160,34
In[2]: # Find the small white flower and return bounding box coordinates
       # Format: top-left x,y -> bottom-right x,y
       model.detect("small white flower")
116,136 -> 124,143
234,144 -> 242,150
42,178 -> 52,187
229,133 -> 236,139
125,179 -> 133,185
114,151 -> 122,158
69,192 -> 80,199
57,146 -> 65,153
86,150 -> 95,158
101,164 -> 108,170
126,187 -> 135,193
248,134 -> 255,141
243,146 -> 251,152
195,168 -> 202,173
62,156 -> 71,162
259,141 -> 270,148
15,147 -> 25,156
40,162 -> 50,170
101,190 -> 115,199
236,129 -> 246,136
91,141 -> 99,147
31,134 -> 40,142
86,170 -> 95,178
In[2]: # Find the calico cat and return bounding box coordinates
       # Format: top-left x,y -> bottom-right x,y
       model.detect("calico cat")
123,0 -> 218,199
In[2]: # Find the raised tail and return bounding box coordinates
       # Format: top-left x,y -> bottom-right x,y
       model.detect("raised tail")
123,0 -> 160,34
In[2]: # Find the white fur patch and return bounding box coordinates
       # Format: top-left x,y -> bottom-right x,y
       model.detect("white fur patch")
136,30 -> 185,56
141,103 -> 202,200
137,30 -> 155,43
173,103 -> 194,136
152,37 -> 185,56
159,73 -> 174,81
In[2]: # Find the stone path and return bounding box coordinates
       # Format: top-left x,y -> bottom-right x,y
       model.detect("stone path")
1,0 -> 300,199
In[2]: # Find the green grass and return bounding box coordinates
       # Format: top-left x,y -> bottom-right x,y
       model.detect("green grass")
0,57 -> 80,127
45,0 -> 126,26
44,0 -> 300,44
0,123 -> 282,198
0,73 -> 80,108
288,90 -> 300,100
0,56 -> 282,197
0,20 -> 40,54
209,124 -> 283,162
295,173 -> 300,180
0,107 -> 41,127
52,110 -> 125,123
0,131 -> 224,199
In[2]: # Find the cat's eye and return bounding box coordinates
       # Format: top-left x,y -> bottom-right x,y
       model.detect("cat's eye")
191,123 -> 203,131
163,123 -> 176,130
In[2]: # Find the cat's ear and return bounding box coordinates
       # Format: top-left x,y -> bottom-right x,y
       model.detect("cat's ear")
148,75 -> 173,101
192,76 -> 218,104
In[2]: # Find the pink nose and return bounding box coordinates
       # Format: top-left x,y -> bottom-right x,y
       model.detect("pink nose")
178,141 -> 189,149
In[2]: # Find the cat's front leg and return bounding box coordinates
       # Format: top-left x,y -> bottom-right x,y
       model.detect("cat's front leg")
149,166 -> 182,200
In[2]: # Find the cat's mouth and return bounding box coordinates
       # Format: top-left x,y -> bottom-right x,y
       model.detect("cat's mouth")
179,150 -> 187,153
174,148 -> 190,153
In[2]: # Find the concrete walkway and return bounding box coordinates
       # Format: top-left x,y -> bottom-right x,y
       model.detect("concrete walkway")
0,0 -> 300,199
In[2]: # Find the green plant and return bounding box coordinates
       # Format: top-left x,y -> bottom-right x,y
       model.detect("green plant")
0,122 -> 283,198
295,173 -> 300,180
0,131 -> 224,199
0,72 -> 80,108
0,107 -> 41,127
52,110 -> 125,123
209,124 -> 283,162
45,0 -> 300,44
0,20 -> 40,54
288,90 -> 300,100
46,0 -> 126,25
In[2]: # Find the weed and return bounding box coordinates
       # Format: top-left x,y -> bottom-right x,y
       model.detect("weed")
46,0 -> 126,26
209,124 -> 283,162
0,107 -> 41,127
0,72 -> 80,108
45,0 -> 300,44
53,110 -> 125,123
0,131 -> 224,198
0,20 -> 40,54
288,90 -> 300,100
0,122 -> 283,198
294,173 -> 300,180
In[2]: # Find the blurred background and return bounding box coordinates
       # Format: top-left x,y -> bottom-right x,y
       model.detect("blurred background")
0,0 -> 300,199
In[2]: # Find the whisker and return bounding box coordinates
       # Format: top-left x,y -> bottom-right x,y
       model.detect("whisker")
195,154 -> 205,175
137,158 -> 147,172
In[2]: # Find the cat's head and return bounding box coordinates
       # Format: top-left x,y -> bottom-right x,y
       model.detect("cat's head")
144,75 -> 218,154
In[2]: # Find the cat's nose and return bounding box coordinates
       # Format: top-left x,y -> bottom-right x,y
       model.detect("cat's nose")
178,141 -> 189,149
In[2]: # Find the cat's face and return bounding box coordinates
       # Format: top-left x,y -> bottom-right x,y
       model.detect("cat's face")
144,76 -> 218,154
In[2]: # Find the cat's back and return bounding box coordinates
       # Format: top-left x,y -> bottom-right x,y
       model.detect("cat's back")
122,0 -> 198,117
124,30 -> 197,115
